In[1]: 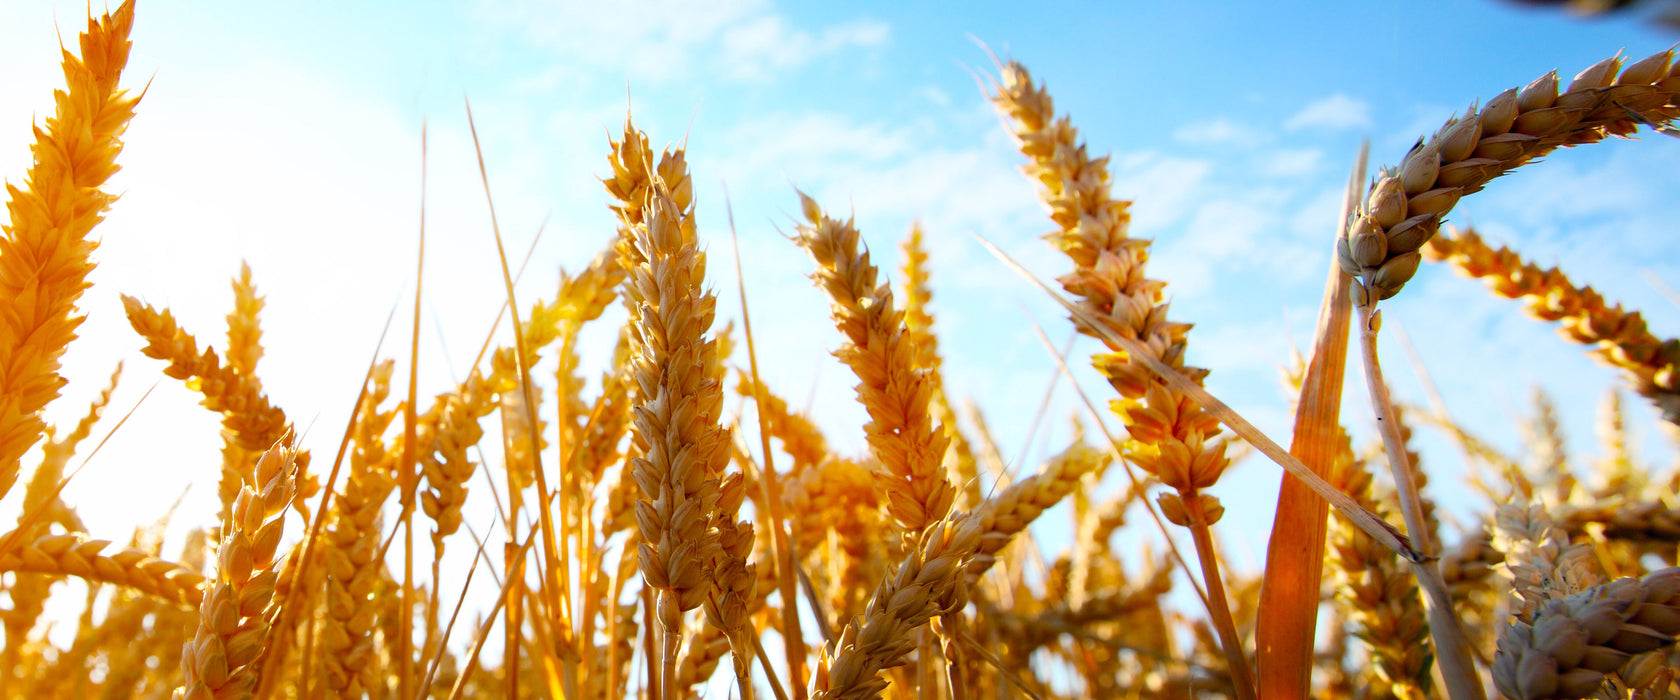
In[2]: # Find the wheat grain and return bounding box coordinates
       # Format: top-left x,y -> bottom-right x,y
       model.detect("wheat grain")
1493,567 -> 1680,700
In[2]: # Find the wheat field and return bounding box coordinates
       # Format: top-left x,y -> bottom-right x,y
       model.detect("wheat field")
6,3 -> 1680,700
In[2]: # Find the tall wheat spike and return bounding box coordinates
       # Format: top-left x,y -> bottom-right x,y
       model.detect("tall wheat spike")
0,0 -> 139,502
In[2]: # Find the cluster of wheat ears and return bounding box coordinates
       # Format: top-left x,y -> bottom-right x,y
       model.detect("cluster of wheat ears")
7,4 -> 1680,699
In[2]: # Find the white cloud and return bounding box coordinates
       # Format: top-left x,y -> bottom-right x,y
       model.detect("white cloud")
1258,147 -> 1323,177
1108,152 -> 1213,231
475,0 -> 888,83
1286,93 -> 1372,131
719,17 -> 888,81
1172,118 -> 1264,146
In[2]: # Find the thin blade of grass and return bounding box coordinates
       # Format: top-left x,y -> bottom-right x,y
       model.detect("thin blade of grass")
418,520 -> 488,700
258,302 -> 398,699
1255,142 -> 1365,699
447,530 -> 540,700
464,99 -> 577,698
397,119 -> 427,700
725,185 -> 808,699
1020,314 -> 1213,613
974,234 -> 1420,562
0,382 -> 157,561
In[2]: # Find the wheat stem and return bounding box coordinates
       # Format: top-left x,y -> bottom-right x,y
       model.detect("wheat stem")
1356,303 -> 1485,700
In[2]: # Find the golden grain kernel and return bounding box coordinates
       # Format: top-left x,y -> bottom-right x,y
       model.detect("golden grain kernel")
1481,87 -> 1521,135
1366,176 -> 1408,229
1517,70 -> 1561,111
1438,108 -> 1484,162
1398,140 -> 1440,194
1349,220 -> 1388,270
1384,213 -> 1438,254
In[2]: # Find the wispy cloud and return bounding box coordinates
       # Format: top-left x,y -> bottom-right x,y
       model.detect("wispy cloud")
719,17 -> 889,81
1172,118 -> 1265,146
1257,147 -> 1323,177
475,0 -> 888,83
1285,93 -> 1372,131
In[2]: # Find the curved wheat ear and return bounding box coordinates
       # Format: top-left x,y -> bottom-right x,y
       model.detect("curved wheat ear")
794,192 -> 954,536
1425,226 -> 1680,425
1494,567 -> 1680,700
0,0 -> 139,502
1342,49 -> 1680,305
988,60 -> 1231,506
419,358 -> 511,550
121,295 -> 318,520
0,530 -> 205,607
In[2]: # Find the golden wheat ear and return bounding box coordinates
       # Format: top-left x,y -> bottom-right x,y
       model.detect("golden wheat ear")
178,437 -> 300,700
0,0 -> 139,503
1426,225 -> 1680,426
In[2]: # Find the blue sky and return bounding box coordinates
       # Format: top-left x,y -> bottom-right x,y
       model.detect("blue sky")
4,0 -> 1680,615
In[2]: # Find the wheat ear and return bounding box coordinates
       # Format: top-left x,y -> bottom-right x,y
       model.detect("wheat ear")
1493,567 -> 1680,700
319,360 -> 400,699
620,178 -> 732,697
899,224 -> 981,511
0,0 -> 139,501
811,514 -> 984,700
1324,430 -> 1434,699
0,530 -> 205,608
965,441 -> 1107,585
121,295 -> 314,500
1342,49 -> 1680,305
175,439 -> 298,700
794,193 -> 955,536
988,60 -> 1254,699
1425,226 -> 1680,425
